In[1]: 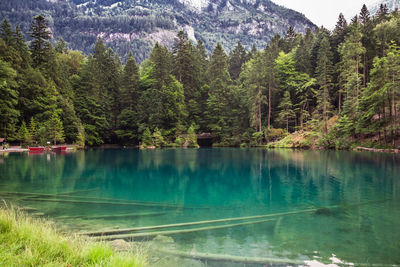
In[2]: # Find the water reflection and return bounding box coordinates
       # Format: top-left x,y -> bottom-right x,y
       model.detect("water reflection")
0,148 -> 399,265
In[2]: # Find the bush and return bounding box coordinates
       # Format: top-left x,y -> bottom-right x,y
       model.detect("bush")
266,128 -> 286,142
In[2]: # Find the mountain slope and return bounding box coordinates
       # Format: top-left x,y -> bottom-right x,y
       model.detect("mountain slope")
370,0 -> 400,14
0,0 -> 315,62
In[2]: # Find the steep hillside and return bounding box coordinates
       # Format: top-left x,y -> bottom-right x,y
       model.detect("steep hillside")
370,0 -> 400,14
0,0 -> 315,62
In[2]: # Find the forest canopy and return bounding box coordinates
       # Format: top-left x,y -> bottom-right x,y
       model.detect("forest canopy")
0,4 -> 399,149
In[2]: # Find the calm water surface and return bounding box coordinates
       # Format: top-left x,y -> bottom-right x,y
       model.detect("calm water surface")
0,148 -> 399,265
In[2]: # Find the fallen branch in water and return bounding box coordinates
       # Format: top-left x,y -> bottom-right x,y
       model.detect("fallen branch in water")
0,191 -> 206,209
91,218 -> 277,241
56,211 -> 167,220
155,247 -> 303,265
82,208 -> 317,236
17,197 -> 190,209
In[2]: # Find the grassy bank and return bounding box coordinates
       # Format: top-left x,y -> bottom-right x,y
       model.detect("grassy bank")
0,205 -> 147,267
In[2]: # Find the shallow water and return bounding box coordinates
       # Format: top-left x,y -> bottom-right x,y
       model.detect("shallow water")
0,148 -> 399,265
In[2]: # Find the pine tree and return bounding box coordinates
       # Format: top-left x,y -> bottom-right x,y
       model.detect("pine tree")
241,54 -> 266,133
277,90 -> 295,132
359,4 -> 374,87
141,127 -> 152,147
339,20 -> 366,128
0,59 -> 19,138
208,43 -> 230,83
375,4 -> 389,23
0,19 -> 15,47
14,26 -> 31,68
121,52 -> 139,110
314,37 -> 334,134
29,15 -> 51,67
16,121 -> 29,145
46,111 -> 65,145
264,38 -> 280,131
228,42 -> 247,80
55,37 -> 68,54
28,117 -> 37,143
152,127 -> 164,148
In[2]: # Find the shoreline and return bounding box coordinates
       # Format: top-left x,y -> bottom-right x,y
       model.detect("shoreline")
1,145 -> 399,154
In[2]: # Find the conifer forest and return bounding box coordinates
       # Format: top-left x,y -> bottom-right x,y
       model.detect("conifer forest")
0,4 -> 399,149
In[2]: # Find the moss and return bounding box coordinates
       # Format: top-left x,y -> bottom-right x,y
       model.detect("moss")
0,206 -> 147,267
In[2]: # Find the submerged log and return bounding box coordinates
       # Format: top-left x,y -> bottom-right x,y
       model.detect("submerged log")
155,248 -> 303,265
91,218 -> 277,241
18,197 -> 188,209
82,199 -> 392,237
0,191 -> 204,209
82,208 -> 317,236
56,211 -> 167,220
58,188 -> 101,195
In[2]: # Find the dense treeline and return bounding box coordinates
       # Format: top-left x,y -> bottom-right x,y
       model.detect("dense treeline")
0,5 -> 399,148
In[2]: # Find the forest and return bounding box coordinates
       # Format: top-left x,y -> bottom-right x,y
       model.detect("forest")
0,4 -> 399,149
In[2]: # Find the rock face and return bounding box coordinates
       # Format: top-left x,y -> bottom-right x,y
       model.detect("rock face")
0,0 -> 315,62
370,0 -> 400,14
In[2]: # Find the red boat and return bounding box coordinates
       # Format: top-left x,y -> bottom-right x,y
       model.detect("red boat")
28,146 -> 45,152
52,146 -> 67,151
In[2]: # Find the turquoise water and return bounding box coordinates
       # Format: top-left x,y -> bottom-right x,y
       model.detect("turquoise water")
0,148 -> 399,265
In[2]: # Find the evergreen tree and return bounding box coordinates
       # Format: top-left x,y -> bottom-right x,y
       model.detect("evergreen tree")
228,42 -> 247,80
14,26 -> 31,68
314,37 -> 334,134
55,38 -> 68,54
29,15 -> 51,67
141,127 -> 152,147
208,43 -> 230,83
0,59 -> 19,139
28,117 -> 37,143
359,4 -> 374,87
46,111 -> 65,145
16,121 -> 29,145
241,54 -> 266,133
264,38 -> 280,130
277,90 -> 295,132
152,127 -> 165,148
339,19 -> 366,130
0,19 -> 14,47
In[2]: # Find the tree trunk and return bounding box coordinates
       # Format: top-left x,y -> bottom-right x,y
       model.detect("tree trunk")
392,74 -> 396,146
300,107 -> 303,131
338,91 -> 341,115
363,54 -> 368,87
268,80 -> 272,130
258,100 -> 262,133
286,117 -> 289,133
356,55 -> 360,101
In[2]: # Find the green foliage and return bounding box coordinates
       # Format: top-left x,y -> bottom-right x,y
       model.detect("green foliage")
141,127 -> 152,147
186,124 -> 199,147
28,117 -> 37,143
46,111 -> 65,145
277,90 -> 296,132
0,10 -> 399,149
29,15 -> 51,68
16,121 -> 29,144
152,127 -> 165,148
0,59 -> 19,138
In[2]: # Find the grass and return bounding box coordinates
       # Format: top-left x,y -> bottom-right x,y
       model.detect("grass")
267,131 -> 320,148
0,204 -> 147,267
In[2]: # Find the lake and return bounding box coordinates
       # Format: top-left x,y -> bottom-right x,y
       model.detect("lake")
0,148 -> 399,266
